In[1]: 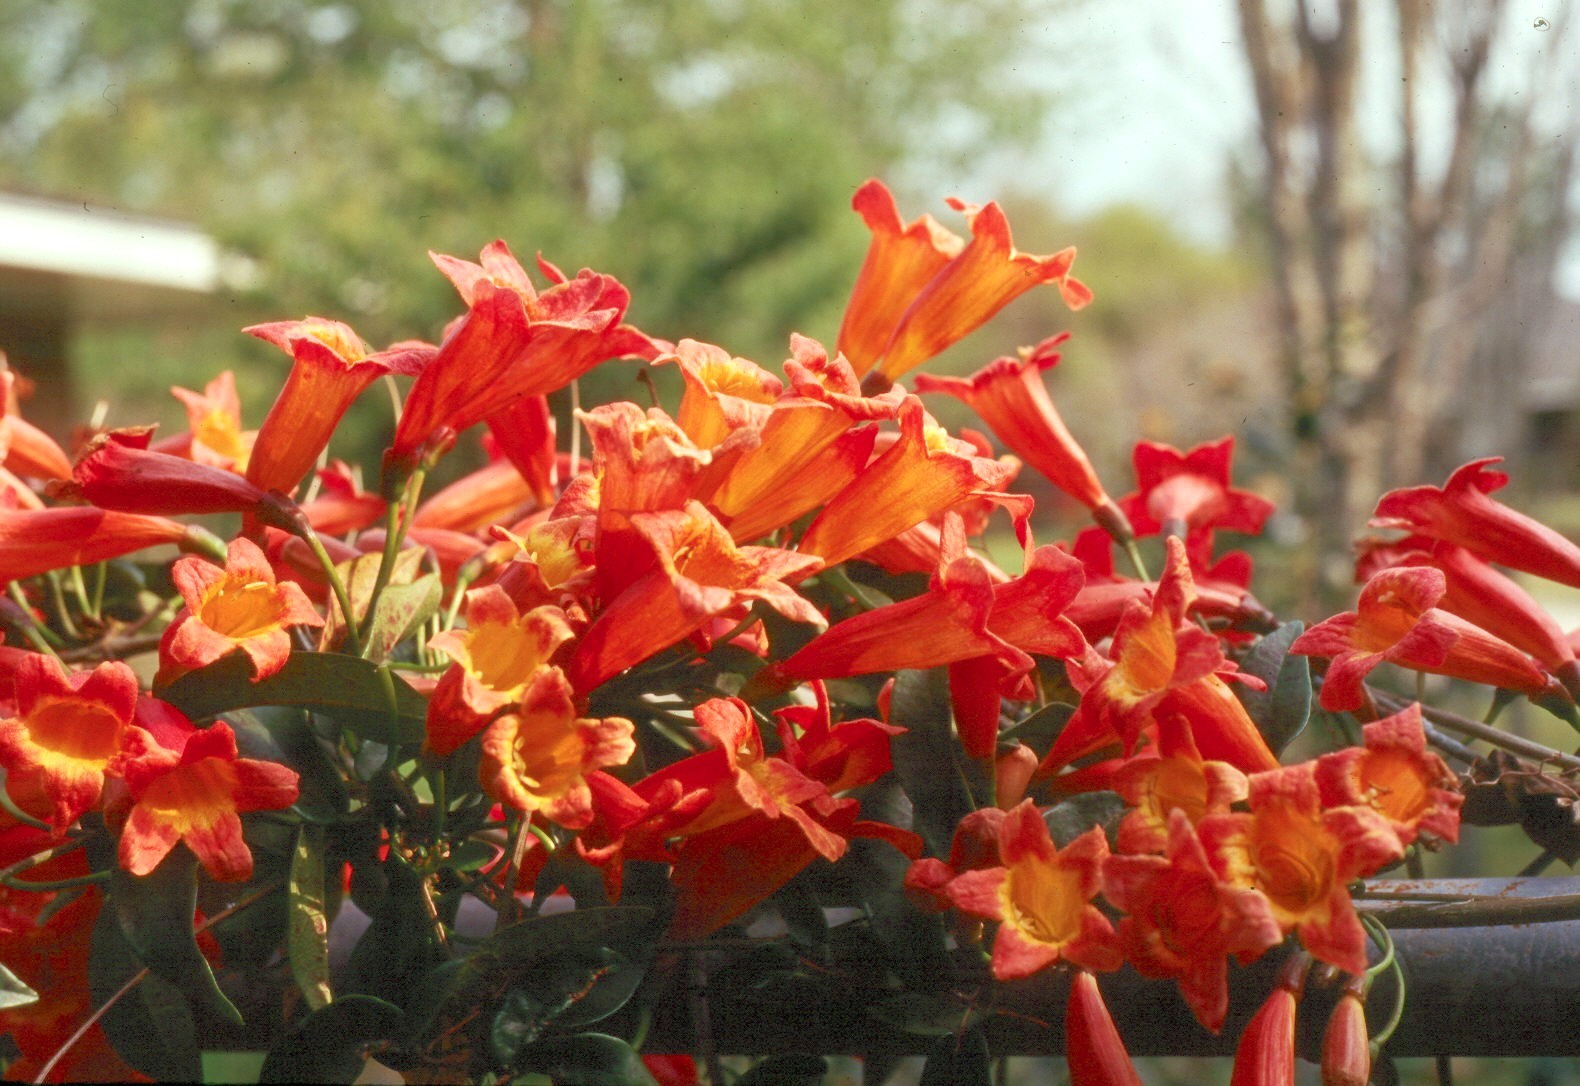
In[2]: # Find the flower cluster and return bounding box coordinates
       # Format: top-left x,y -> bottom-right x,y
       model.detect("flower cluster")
0,177 -> 1560,1085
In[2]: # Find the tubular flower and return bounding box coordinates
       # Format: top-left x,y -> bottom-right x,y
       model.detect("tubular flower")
485,394 -> 559,507
1065,971 -> 1143,1086
859,192 -> 1092,386
385,242 -> 663,482
0,833 -> 137,1082
1118,437 -> 1274,539
1357,534 -> 1580,693
567,501 -> 824,693
425,587 -> 576,757
837,178 -> 966,377
667,338 -> 782,450
1040,537 -> 1226,773
299,461 -> 387,536
0,369 -> 71,482
1102,809 -> 1283,1033
903,807 -> 1007,912
1200,764 -> 1403,974
159,536 -> 324,685
1230,955 -> 1308,1086
477,668 -> 635,829
944,803 -> 1119,980
915,334 -> 1130,539
1290,565 -> 1561,712
709,337 -> 905,543
797,397 -> 1018,568
245,317 -> 434,496
57,427 -> 294,521
168,370 -> 254,471
578,402 -> 733,601
771,524 -> 1034,685
111,716 -> 299,881
637,696 -> 917,938
414,455 -> 538,533
484,515 -> 598,612
1109,727 -> 1249,854
0,506 -> 190,582
1314,701 -> 1462,847
0,654 -> 138,831
1371,457 -> 1580,589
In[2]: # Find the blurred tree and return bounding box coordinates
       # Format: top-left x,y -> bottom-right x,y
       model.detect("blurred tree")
1233,0 -> 1579,603
0,0 -> 1065,420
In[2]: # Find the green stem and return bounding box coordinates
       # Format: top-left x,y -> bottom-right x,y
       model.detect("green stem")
299,523 -> 362,655
67,566 -> 96,626
362,469 -> 426,659
1361,914 -> 1397,980
89,562 -> 107,623
7,582 -> 63,656
819,565 -> 885,611
0,775 -> 52,833
431,765 -> 447,839
1122,538 -> 1151,582
1369,951 -> 1409,1051
0,836 -> 88,881
0,868 -> 108,892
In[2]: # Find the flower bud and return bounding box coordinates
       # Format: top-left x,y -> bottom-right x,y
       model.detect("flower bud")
1066,970 -> 1141,1086
1321,983 -> 1372,1086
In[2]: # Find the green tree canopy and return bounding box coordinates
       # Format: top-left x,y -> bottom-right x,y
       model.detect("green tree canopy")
0,0 -> 1063,363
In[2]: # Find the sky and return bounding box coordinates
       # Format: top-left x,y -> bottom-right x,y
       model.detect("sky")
939,0 -> 1580,293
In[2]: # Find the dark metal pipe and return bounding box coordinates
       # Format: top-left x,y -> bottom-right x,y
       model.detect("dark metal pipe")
641,878 -> 1580,1058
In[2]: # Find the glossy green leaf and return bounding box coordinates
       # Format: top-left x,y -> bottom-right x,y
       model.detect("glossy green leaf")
919,1025 -> 991,1086
512,1032 -> 658,1085
0,962 -> 37,1011
1235,620 -> 1312,754
158,651 -> 427,744
736,1053 -> 829,1085
288,824 -> 333,1011
108,849 -> 241,1026
258,994 -> 403,1084
90,906 -> 201,1082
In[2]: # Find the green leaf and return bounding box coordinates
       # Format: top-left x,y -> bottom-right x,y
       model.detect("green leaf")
867,991 -> 973,1037
1000,700 -> 1076,748
512,1033 -> 659,1085
159,651 -> 427,745
257,994 -> 403,1084
919,1026 -> 991,1086
1235,620 -> 1312,754
0,962 -> 37,1011
90,906 -> 201,1082
1042,791 -> 1127,848
288,824 -> 333,1011
774,876 -> 829,951
736,1053 -> 829,1085
362,572 -> 444,661
322,548 -> 428,653
888,668 -> 976,857
231,708 -> 350,823
108,849 -> 241,1026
